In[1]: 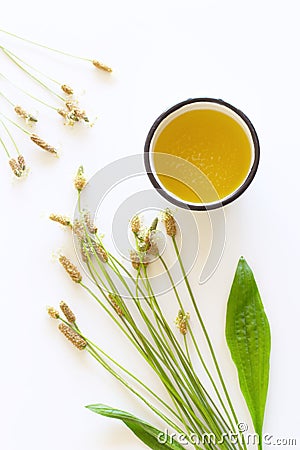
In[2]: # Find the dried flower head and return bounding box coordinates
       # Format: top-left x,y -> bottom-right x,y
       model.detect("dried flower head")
163,211 -> 176,237
17,155 -> 26,171
84,211 -> 97,234
92,60 -> 113,73
14,105 -> 37,123
59,255 -> 82,283
61,84 -> 74,95
73,219 -> 86,239
130,215 -> 140,234
94,243 -> 108,263
30,134 -> 57,155
74,166 -> 86,191
109,294 -> 124,317
60,301 -> 76,323
47,306 -> 60,319
57,108 -> 77,126
130,250 -> 140,270
65,101 -> 89,122
175,310 -> 190,335
9,158 -> 22,177
49,213 -> 71,227
58,323 -> 86,350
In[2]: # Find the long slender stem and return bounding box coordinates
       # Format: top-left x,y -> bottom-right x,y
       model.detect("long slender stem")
0,118 -> 20,154
0,28 -> 94,62
159,254 -> 238,437
172,237 -> 247,450
0,72 -> 57,110
0,90 -> 14,106
0,113 -> 30,135
0,135 -> 10,157
1,47 -> 64,101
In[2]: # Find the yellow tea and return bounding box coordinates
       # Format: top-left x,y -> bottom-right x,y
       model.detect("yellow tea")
153,109 -> 252,203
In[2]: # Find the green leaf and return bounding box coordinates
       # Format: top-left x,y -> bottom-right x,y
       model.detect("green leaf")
226,257 -> 271,440
86,404 -> 186,450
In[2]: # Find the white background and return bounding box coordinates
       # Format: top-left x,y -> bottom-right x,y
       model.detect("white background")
1,1 -> 300,449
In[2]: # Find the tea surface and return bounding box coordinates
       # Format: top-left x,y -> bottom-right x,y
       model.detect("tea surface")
153,109 -> 252,203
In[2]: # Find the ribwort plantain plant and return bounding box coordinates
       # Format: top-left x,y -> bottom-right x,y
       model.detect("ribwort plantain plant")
0,29 -> 112,178
48,168 -> 271,450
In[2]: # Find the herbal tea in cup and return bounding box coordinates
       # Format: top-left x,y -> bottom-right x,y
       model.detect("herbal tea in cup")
144,98 -> 259,210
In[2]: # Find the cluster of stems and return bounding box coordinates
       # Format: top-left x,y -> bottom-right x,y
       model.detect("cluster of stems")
0,29 -> 112,177
48,170 -> 249,450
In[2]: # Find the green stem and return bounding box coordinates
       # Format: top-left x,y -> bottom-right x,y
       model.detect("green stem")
1,47 -> 64,101
0,28 -> 94,62
160,254 -> 238,438
0,119 -> 19,154
0,90 -> 14,106
0,71 -> 57,109
0,112 -> 30,135
0,135 -> 10,157
172,237 -> 247,450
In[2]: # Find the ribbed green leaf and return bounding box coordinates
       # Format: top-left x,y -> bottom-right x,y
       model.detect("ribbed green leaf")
86,404 -> 186,450
226,257 -> 271,440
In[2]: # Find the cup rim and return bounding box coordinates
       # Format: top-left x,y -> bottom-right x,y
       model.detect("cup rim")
144,97 -> 260,211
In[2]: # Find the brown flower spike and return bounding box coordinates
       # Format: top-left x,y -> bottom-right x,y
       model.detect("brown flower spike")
109,294 -> 124,317
61,84 -> 74,95
59,255 -> 82,283
58,323 -> 86,350
163,211 -> 176,237
84,211 -> 97,234
9,158 -> 22,177
94,244 -> 108,263
49,213 -> 71,227
74,166 -> 86,191
130,215 -> 140,234
92,60 -> 112,73
17,155 -> 26,171
30,134 -> 57,155
60,301 -> 76,323
175,310 -> 190,335
14,105 -> 37,123
47,306 -> 60,319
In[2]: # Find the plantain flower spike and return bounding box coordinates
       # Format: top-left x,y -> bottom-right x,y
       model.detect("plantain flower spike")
30,134 -> 57,155
47,306 -> 60,319
109,294 -> 124,318
92,60 -> 113,73
130,250 -> 140,270
130,215 -> 140,234
73,219 -> 85,239
59,255 -> 82,283
94,244 -> 108,263
58,323 -> 86,350
49,213 -> 71,227
14,105 -> 37,123
9,158 -> 22,177
74,166 -> 86,192
61,84 -> 74,95
175,310 -> 190,335
84,211 -> 97,234
163,210 -> 176,237
60,301 -> 76,323
17,155 -> 26,171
